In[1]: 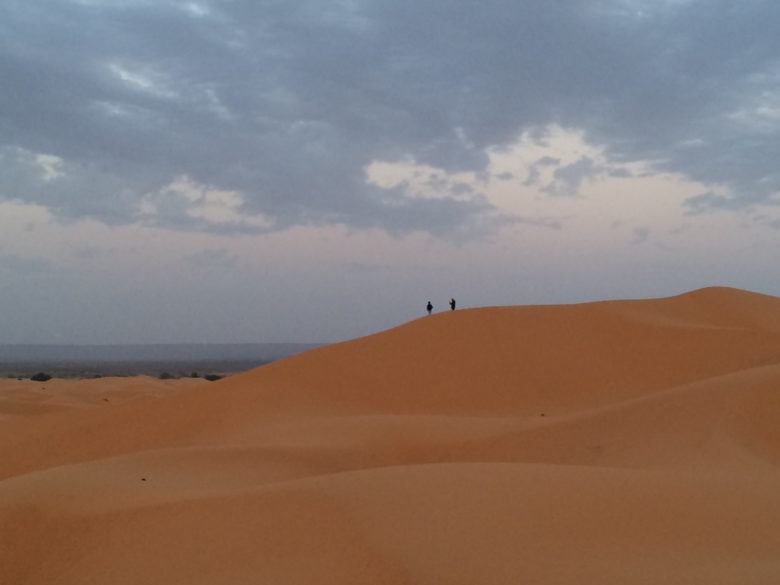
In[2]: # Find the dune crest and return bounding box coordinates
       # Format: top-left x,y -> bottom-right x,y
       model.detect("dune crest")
2,287 -> 780,584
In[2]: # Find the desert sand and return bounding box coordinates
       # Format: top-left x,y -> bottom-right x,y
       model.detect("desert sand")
2,286 -> 780,584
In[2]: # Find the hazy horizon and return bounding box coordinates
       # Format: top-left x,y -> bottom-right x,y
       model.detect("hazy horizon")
0,342 -> 321,377
0,342 -> 320,361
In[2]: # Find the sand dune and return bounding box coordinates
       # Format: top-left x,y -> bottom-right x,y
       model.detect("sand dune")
0,376 -> 207,420
2,286 -> 780,584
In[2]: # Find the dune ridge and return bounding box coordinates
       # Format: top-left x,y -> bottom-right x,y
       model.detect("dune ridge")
2,286 -> 780,584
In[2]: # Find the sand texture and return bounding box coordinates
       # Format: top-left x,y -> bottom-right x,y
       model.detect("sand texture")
2,286 -> 780,584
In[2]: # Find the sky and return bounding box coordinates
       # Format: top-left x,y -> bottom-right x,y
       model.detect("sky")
2,0 -> 780,344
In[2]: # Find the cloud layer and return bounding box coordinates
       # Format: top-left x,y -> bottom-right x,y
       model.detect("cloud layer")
2,0 -> 779,235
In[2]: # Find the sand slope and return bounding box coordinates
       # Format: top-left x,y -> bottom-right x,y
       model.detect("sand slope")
0,376 -> 206,420
2,286 -> 780,584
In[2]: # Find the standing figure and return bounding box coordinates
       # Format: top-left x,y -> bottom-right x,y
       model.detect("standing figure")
426,301 -> 433,315
450,298 -> 456,311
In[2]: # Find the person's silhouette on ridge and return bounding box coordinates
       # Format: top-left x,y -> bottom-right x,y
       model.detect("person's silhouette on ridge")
450,298 -> 456,311
426,301 -> 433,315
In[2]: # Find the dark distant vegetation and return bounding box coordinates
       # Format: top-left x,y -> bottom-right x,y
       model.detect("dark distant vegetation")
0,343 -> 319,379
158,371 -> 224,381
0,358 -> 278,380
0,368 -> 228,382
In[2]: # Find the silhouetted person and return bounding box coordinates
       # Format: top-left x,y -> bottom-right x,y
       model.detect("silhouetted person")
450,298 -> 456,311
426,301 -> 433,315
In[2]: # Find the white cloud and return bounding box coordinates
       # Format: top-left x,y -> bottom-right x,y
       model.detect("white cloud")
365,159 -> 479,201
142,176 -> 275,230
34,154 -> 65,182
108,62 -> 178,99
182,2 -> 210,18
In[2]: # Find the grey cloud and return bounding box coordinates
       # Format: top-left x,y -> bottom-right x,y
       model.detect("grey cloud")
632,226 -> 651,245
516,216 -> 563,230
182,248 -> 238,270
0,254 -> 52,275
2,0 -> 780,233
524,156 -> 561,186
451,182 -> 475,196
341,261 -> 385,275
684,191 -> 752,214
607,167 -> 633,179
537,156 -> 633,195
542,157 -> 600,196
70,245 -> 109,260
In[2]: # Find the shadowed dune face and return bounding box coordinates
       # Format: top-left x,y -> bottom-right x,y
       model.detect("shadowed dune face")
2,287 -> 780,584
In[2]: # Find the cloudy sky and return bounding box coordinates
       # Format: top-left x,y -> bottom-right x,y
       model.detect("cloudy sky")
2,0 -> 780,344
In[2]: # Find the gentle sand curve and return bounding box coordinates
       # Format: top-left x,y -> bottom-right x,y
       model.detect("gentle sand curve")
2,286 -> 780,584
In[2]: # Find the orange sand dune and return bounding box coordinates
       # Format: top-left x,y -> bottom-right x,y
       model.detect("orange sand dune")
0,376 -> 206,420
2,286 -> 780,584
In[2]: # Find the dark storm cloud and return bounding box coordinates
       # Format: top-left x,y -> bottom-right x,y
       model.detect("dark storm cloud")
1,0 -> 778,235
